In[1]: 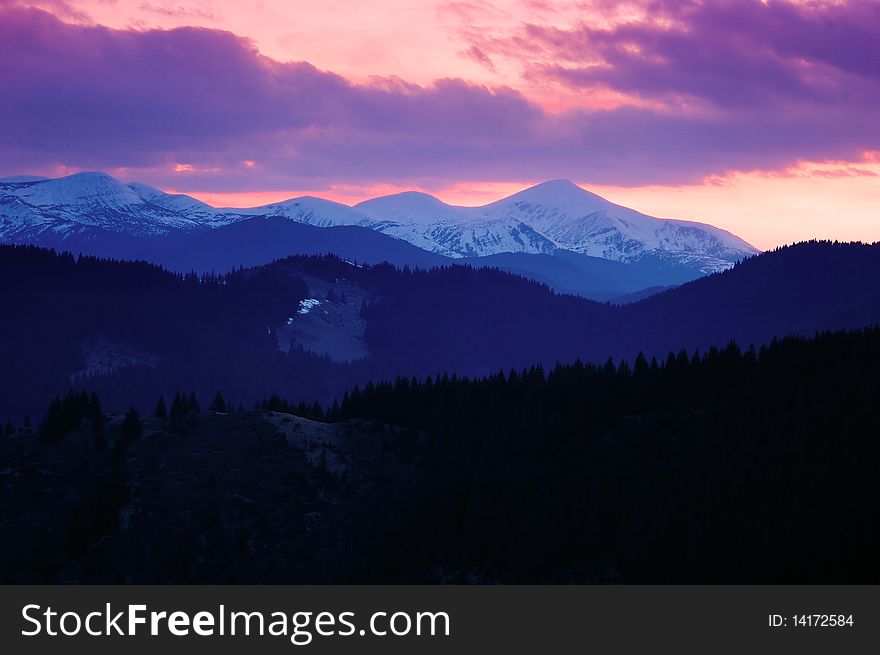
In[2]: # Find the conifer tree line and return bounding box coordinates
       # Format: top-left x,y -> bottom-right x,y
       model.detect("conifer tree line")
323,328 -> 880,582
258,394 -> 325,420
39,390 -> 106,448
5,326 -> 880,582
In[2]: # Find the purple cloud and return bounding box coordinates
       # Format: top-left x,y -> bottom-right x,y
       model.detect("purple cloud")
519,0 -> 880,108
460,45 -> 498,72
0,2 -> 878,191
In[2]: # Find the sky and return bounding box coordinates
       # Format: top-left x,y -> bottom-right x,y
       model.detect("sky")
1,0 -> 878,249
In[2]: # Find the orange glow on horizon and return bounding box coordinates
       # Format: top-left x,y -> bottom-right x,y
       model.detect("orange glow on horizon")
591,160 -> 880,251
181,181 -> 539,209
174,157 -> 880,252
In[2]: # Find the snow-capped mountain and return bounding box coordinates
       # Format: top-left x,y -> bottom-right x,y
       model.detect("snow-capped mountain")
0,172 -> 205,240
126,182 -> 237,228
349,180 -> 758,271
232,196 -> 372,228
0,173 -> 758,274
474,180 -> 757,272
355,191 -> 559,257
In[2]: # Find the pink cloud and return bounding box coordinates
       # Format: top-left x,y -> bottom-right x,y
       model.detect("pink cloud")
460,45 -> 497,72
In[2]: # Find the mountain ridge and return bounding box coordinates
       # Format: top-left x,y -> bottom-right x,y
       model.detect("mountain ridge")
0,239 -> 875,425
1,172 -> 759,275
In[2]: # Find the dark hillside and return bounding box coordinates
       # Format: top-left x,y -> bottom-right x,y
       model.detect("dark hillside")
2,241 -> 879,422
3,328 -> 879,583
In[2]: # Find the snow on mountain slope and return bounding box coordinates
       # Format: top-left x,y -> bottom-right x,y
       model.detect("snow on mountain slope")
379,215 -> 558,258
474,179 -> 758,272
0,172 -> 758,274
0,172 -> 204,240
126,182 -> 236,227
234,196 -> 370,228
357,191 -> 472,224
355,179 -> 757,269
356,192 -> 558,257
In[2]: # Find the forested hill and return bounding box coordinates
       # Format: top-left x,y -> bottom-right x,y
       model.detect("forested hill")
2,240 -> 880,422
348,240 -> 880,375
3,328 -> 879,583
326,328 -> 880,583
0,246 -> 312,421
615,240 -> 880,356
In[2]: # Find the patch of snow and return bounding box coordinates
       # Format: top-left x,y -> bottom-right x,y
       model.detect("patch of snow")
298,298 -> 321,315
232,196 -> 370,228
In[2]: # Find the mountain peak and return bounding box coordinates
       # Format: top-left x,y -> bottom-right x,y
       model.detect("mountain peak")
486,178 -> 611,218
59,171 -> 124,190
231,195 -> 368,228
0,170 -> 209,237
510,179 -> 605,202
264,195 -> 354,209
355,190 -> 466,223
14,171 -> 145,208
66,171 -> 114,180
530,178 -> 582,191
357,190 -> 450,208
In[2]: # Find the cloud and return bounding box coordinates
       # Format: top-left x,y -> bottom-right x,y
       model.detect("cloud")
460,45 -> 497,72
138,2 -> 218,21
455,0 -> 880,181
0,0 -> 89,21
495,0 -> 880,109
0,2 -> 878,191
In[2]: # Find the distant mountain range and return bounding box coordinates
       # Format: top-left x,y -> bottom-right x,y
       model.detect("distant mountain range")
353,180 -> 756,272
0,172 -> 758,300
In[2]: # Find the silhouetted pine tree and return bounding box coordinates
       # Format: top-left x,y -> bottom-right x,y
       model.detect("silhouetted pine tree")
40,390 -> 103,444
169,392 -> 185,418
210,391 -> 228,413
155,396 -> 167,419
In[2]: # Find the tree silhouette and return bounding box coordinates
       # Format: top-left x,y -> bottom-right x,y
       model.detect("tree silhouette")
210,391 -> 228,413
155,396 -> 167,419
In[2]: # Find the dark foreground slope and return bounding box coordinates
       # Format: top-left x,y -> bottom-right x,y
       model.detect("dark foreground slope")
0,404 -> 416,583
332,329 -> 880,583
2,241 -> 879,422
2,328 -> 879,583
